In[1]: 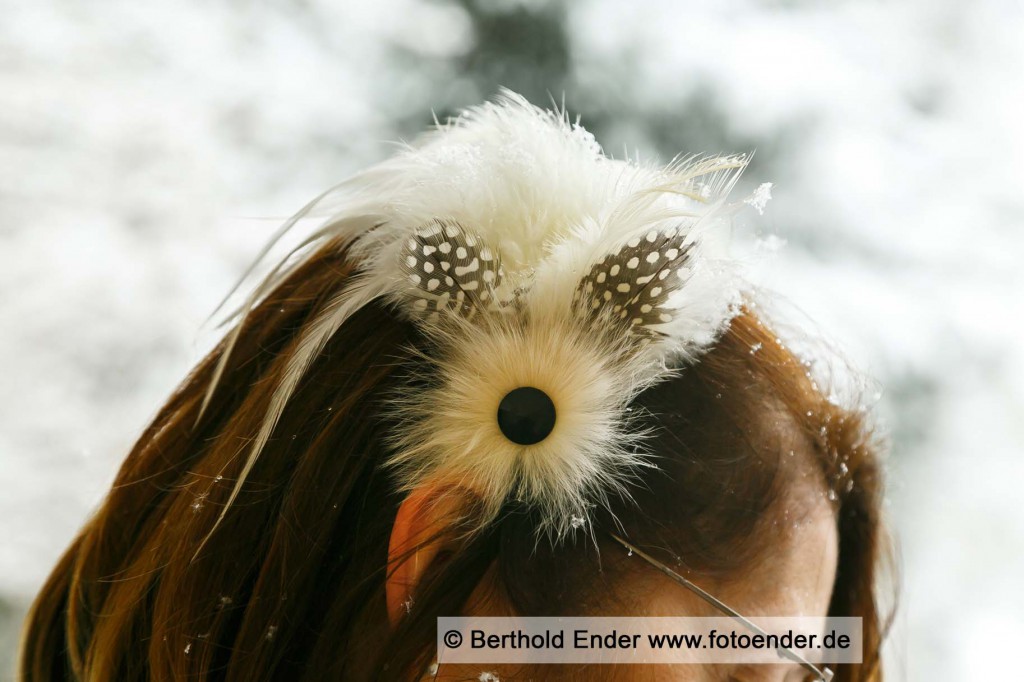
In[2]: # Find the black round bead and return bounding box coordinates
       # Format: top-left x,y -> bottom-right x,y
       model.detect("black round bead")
497,387 -> 556,445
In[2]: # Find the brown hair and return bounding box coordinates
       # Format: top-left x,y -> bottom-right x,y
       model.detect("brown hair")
20,242 -> 893,681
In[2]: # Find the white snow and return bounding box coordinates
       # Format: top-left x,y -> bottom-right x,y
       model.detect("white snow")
743,182 -> 774,215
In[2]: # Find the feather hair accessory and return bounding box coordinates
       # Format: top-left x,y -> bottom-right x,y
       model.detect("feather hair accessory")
201,91 -> 767,547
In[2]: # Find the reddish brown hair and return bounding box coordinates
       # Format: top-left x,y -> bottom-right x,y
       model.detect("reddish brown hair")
20,242 -> 892,681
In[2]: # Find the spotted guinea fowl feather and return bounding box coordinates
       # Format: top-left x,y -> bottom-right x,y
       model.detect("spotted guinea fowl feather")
398,219 -> 515,323
574,227 -> 694,335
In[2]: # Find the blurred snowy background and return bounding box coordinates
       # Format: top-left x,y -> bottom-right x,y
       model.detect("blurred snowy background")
2,0 -> 1022,679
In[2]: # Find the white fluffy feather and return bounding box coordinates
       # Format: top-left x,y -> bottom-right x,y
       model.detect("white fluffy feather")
200,91 -> 760,546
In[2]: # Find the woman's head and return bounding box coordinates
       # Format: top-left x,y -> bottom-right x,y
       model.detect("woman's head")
426,308 -> 887,681
20,95 -> 891,681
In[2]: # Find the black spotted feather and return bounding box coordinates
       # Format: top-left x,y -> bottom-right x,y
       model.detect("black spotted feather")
399,219 -> 513,323
574,227 -> 694,336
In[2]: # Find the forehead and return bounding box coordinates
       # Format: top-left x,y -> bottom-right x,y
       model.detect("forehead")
743,488 -> 839,618
638,486 -> 840,620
